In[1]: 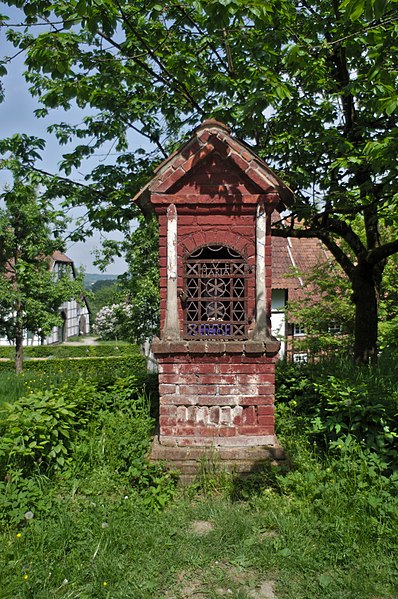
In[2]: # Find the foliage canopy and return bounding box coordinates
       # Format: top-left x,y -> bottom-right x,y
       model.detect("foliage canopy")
0,174 -> 86,371
1,0 -> 398,360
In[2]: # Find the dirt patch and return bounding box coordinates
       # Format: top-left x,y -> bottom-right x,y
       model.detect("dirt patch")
259,530 -> 278,541
189,520 -> 214,535
214,562 -> 277,598
248,580 -> 277,598
163,564 -> 277,598
163,571 -> 207,598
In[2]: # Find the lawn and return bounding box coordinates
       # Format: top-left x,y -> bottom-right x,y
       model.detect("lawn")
0,349 -> 397,598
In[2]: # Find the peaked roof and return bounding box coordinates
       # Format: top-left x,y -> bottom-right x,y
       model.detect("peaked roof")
271,212 -> 332,301
52,251 -> 73,264
133,119 -> 294,214
271,235 -> 331,301
4,252 -> 75,281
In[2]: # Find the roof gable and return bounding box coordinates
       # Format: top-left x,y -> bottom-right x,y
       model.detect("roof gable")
167,152 -> 264,198
51,250 -> 73,264
133,120 -> 294,214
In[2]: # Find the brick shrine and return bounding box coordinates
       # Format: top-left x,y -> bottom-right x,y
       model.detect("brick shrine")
133,119 -> 293,476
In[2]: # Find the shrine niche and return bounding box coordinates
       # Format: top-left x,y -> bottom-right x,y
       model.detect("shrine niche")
184,244 -> 248,340
133,119 -> 293,476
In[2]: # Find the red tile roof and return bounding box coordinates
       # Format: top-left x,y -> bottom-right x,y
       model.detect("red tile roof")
52,251 -> 73,263
271,217 -> 331,301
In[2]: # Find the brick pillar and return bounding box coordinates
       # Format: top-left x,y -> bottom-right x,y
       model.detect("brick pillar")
153,340 -> 279,447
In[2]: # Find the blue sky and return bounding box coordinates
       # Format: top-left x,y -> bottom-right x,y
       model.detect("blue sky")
0,4 -> 138,275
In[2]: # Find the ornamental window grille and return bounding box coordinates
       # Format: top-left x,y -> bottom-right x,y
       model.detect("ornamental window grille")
184,245 -> 248,339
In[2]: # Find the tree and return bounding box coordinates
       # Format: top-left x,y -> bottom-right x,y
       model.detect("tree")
116,215 -> 160,343
2,0 -> 398,362
0,174 -> 86,372
89,279 -> 121,320
286,261 -> 355,358
92,214 -> 160,342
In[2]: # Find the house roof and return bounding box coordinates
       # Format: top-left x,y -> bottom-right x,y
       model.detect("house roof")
271,217 -> 331,301
52,251 -> 73,264
4,251 -> 77,284
133,119 -> 294,214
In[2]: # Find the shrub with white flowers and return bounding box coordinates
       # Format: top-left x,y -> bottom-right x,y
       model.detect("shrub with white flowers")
93,302 -> 133,340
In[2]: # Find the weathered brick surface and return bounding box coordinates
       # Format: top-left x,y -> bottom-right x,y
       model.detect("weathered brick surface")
157,353 -> 277,445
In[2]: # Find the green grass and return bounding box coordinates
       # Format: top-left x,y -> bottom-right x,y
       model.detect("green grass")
0,354 -> 398,598
0,370 -> 41,404
1,486 -> 397,598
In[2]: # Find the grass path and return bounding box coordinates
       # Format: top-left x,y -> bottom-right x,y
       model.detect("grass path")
2,490 -> 397,599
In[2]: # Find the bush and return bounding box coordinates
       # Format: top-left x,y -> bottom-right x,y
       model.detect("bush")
0,371 -> 170,525
275,354 -> 398,466
0,381 -> 99,525
0,381 -> 99,476
92,303 -> 133,340
0,342 -> 140,360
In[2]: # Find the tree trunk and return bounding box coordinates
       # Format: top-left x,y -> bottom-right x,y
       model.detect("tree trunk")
15,307 -> 24,374
15,331 -> 24,374
351,264 -> 379,364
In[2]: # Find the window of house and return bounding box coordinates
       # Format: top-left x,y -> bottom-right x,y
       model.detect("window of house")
54,262 -> 73,281
184,245 -> 248,339
328,322 -> 343,335
293,323 -> 306,336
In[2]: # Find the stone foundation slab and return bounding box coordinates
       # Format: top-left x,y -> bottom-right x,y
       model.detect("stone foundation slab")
150,435 -> 288,483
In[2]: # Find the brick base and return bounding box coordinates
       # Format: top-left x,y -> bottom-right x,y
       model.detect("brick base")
150,435 -> 288,483
154,340 -> 279,448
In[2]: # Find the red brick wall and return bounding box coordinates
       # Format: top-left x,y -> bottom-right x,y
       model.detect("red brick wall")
157,353 -> 276,446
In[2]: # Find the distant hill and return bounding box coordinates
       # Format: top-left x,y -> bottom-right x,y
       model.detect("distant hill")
84,273 -> 119,290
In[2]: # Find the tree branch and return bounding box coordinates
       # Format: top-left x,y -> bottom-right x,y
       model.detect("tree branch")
174,4 -> 231,75
319,216 -> 366,256
274,210 -> 365,257
113,0 -> 205,114
368,239 -> 398,265
29,167 -> 104,195
121,118 -> 168,158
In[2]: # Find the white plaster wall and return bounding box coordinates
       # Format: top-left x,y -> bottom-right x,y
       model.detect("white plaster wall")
271,289 -> 287,358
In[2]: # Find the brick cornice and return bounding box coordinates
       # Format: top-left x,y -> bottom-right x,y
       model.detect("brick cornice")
151,339 -> 280,357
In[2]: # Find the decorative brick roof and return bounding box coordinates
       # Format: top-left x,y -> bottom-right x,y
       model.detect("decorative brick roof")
133,119 -> 294,214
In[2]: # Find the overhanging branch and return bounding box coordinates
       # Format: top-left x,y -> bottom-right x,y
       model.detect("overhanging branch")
322,216 -> 365,256
368,239 -> 398,265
